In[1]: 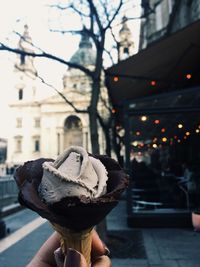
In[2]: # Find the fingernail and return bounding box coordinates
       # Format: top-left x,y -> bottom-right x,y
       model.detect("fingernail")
104,246 -> 111,256
64,248 -> 81,267
54,247 -> 65,267
101,241 -> 111,256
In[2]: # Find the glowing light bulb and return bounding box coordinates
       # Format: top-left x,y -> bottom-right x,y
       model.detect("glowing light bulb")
162,137 -> 167,142
136,131 -> 140,136
113,76 -> 119,82
141,116 -> 147,121
154,119 -> 160,124
152,144 -> 157,148
196,129 -> 200,133
112,108 -> 116,114
178,124 -> 183,129
161,128 -> 166,133
132,141 -> 138,146
151,80 -> 156,86
186,73 -> 192,79
185,131 -> 190,136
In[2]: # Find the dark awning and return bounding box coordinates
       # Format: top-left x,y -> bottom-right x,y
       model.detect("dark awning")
105,19 -> 200,108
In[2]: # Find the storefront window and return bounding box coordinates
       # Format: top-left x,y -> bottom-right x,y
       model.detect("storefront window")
124,90 -> 200,220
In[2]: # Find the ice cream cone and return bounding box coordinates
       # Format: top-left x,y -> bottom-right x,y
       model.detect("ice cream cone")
51,222 -> 93,267
14,152 -> 129,267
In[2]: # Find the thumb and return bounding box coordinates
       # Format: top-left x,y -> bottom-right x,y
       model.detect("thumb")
64,248 -> 87,267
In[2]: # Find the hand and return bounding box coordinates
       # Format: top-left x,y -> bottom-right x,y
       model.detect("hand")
27,230 -> 111,267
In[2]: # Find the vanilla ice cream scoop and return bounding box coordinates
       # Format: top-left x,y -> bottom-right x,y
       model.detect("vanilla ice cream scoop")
38,146 -> 108,204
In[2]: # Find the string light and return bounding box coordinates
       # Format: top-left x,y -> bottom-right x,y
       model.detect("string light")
113,76 -> 119,82
178,124 -> 183,129
150,80 -> 156,86
184,136 -> 187,140
152,143 -> 157,148
177,139 -> 181,143
162,137 -> 167,142
132,141 -> 138,146
185,131 -> 190,136
136,131 -> 140,136
154,119 -> 160,124
161,128 -> 166,133
196,129 -> 200,133
186,73 -> 192,79
141,116 -> 147,121
112,108 -> 116,114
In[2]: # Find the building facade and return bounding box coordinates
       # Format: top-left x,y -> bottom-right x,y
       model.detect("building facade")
6,27 -> 109,165
6,19 -> 134,165
140,0 -> 200,49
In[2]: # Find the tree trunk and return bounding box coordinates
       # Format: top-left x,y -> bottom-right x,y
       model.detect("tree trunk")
89,108 -> 100,154
89,74 -> 101,154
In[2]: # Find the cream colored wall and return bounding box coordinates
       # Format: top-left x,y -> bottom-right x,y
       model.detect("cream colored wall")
7,62 -> 108,165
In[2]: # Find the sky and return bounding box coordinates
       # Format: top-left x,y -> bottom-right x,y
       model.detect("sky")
0,0 -> 142,139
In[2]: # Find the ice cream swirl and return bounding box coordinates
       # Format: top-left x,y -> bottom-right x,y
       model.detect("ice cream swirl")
38,146 -> 108,204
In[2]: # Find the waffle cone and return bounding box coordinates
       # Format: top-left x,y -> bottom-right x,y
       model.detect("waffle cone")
51,223 -> 93,267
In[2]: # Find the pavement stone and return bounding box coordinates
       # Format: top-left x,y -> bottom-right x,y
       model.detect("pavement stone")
1,200 -> 200,267
0,222 -> 53,267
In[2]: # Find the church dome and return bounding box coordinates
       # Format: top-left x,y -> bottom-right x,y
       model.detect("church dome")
70,33 -> 96,66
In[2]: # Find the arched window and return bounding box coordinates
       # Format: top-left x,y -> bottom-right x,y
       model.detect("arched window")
64,115 -> 82,131
63,115 -> 83,149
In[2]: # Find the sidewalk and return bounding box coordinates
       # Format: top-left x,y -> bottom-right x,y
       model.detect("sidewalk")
107,200 -> 200,267
0,201 -> 200,267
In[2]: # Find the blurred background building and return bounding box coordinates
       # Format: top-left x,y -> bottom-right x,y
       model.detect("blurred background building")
140,0 -> 200,49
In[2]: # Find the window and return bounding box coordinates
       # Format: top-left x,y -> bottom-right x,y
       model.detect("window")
33,136 -> 40,152
123,47 -> 129,54
19,89 -> 23,100
34,118 -> 40,128
20,54 -> 25,65
34,139 -> 40,152
155,4 -> 163,31
15,136 -> 22,152
16,118 -> 22,128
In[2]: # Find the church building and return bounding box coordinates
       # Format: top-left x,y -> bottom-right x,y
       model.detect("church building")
6,19 -> 134,165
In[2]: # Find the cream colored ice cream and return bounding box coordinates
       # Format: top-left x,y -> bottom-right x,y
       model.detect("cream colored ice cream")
38,146 -> 108,204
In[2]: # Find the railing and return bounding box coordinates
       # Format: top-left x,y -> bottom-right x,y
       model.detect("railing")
0,176 -> 19,201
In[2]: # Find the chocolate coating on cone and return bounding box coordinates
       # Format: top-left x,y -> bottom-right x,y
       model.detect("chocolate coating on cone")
14,154 -> 129,231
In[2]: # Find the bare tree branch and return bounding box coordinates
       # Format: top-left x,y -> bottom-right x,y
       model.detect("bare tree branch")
87,0 -> 104,33
104,0 -> 123,30
0,43 -> 94,77
14,63 -> 88,113
70,3 -> 90,18
37,76 -> 88,114
48,4 -> 70,10
13,31 -> 44,53
103,47 -> 115,65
